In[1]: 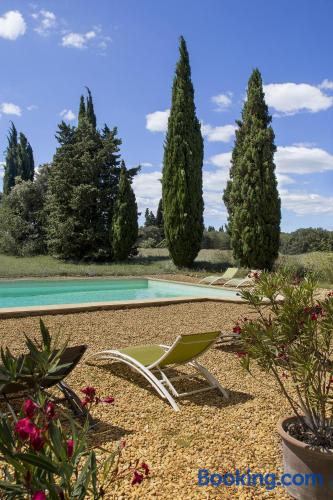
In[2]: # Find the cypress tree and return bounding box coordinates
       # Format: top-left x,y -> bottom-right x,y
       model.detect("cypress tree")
112,161 -> 138,260
17,133 -> 35,182
46,90 -> 139,260
3,123 -> 19,195
156,198 -> 164,228
85,87 -> 96,128
78,95 -> 86,126
223,68 -> 280,270
162,36 -> 204,267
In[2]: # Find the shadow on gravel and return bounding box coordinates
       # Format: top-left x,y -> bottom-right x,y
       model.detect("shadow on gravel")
88,361 -> 253,409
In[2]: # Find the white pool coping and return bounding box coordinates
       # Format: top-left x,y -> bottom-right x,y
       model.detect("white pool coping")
0,277 -> 245,318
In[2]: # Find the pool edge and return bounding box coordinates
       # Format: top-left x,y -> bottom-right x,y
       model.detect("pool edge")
0,295 -> 245,318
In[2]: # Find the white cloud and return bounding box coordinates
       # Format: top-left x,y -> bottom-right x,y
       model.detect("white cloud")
32,9 -> 56,36
319,79 -> 333,90
62,31 -> 96,49
0,10 -> 26,40
212,92 -> 232,111
141,162 -> 153,167
60,109 -> 76,121
276,173 -> 295,187
0,162 -> 4,178
275,146 -> 333,174
0,102 -> 21,116
132,171 -> 162,213
201,123 -> 236,142
263,82 -> 333,115
27,104 -> 38,111
281,190 -> 333,215
146,109 -> 170,132
209,152 -> 232,169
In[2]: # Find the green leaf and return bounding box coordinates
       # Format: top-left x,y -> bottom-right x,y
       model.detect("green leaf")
14,452 -> 60,474
40,318 -> 51,349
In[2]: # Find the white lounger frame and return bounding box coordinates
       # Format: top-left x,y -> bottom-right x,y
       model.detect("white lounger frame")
87,336 -> 229,412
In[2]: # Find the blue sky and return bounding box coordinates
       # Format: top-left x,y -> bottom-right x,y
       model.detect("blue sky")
0,0 -> 332,231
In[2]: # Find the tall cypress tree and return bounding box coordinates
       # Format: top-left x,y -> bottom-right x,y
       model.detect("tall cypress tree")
46,90 -> 138,260
85,87 -> 96,128
17,133 -> 35,182
223,68 -> 280,270
156,198 -> 164,228
3,123 -> 19,195
78,95 -> 86,126
112,161 -> 138,260
162,36 -> 204,267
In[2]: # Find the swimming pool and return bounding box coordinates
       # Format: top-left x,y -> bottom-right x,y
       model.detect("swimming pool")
0,278 -> 243,316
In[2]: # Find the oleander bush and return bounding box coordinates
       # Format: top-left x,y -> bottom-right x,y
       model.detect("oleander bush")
0,320 -> 149,498
235,271 -> 333,449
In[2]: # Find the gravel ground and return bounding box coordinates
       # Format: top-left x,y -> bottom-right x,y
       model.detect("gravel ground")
0,300 -> 291,499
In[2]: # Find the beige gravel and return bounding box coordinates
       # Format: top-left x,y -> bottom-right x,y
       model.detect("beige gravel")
0,300 -> 291,499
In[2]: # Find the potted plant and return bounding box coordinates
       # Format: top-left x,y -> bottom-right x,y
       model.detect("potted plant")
236,271 -> 333,500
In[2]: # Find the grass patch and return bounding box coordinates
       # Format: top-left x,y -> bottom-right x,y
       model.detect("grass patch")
0,250 -> 332,286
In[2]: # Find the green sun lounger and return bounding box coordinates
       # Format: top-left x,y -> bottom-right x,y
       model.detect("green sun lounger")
199,267 -> 239,286
87,331 -> 229,411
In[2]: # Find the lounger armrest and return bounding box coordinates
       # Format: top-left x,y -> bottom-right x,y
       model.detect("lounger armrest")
158,344 -> 171,351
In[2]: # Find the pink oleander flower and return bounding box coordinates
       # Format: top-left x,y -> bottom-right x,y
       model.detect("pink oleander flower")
44,401 -> 56,420
311,312 -> 318,321
141,462 -> 150,476
81,386 -> 96,399
81,386 -> 97,405
101,396 -> 115,404
30,427 -> 45,452
132,470 -> 144,485
233,324 -> 242,335
67,438 -> 74,458
23,399 -> 38,419
32,491 -> 46,500
15,418 -> 35,440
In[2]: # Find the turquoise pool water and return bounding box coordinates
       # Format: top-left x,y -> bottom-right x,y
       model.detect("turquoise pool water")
0,279 -> 241,309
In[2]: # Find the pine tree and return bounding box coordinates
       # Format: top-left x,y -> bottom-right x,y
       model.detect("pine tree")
17,133 -> 35,182
112,161 -> 138,260
144,209 -> 156,227
156,198 -> 164,228
85,87 -> 96,128
46,90 -> 138,260
78,95 -> 86,126
223,69 -> 280,270
3,123 -> 19,195
162,36 -> 204,267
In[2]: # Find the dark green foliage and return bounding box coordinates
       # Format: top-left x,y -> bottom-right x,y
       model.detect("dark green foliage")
112,162 -> 138,260
223,69 -> 280,270
280,228 -> 333,255
3,124 -> 35,194
0,165 -> 49,255
156,198 -> 164,228
138,226 -> 164,248
78,95 -> 86,126
86,87 -> 97,128
3,123 -> 18,195
144,208 -> 156,227
17,132 -> 35,182
46,91 -> 138,260
207,225 -> 215,232
162,36 -> 204,267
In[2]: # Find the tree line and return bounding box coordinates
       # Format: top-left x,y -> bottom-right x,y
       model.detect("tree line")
0,90 -> 138,260
0,36 -> 283,269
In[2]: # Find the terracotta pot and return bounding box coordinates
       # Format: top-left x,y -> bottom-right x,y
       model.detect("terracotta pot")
277,416 -> 333,500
